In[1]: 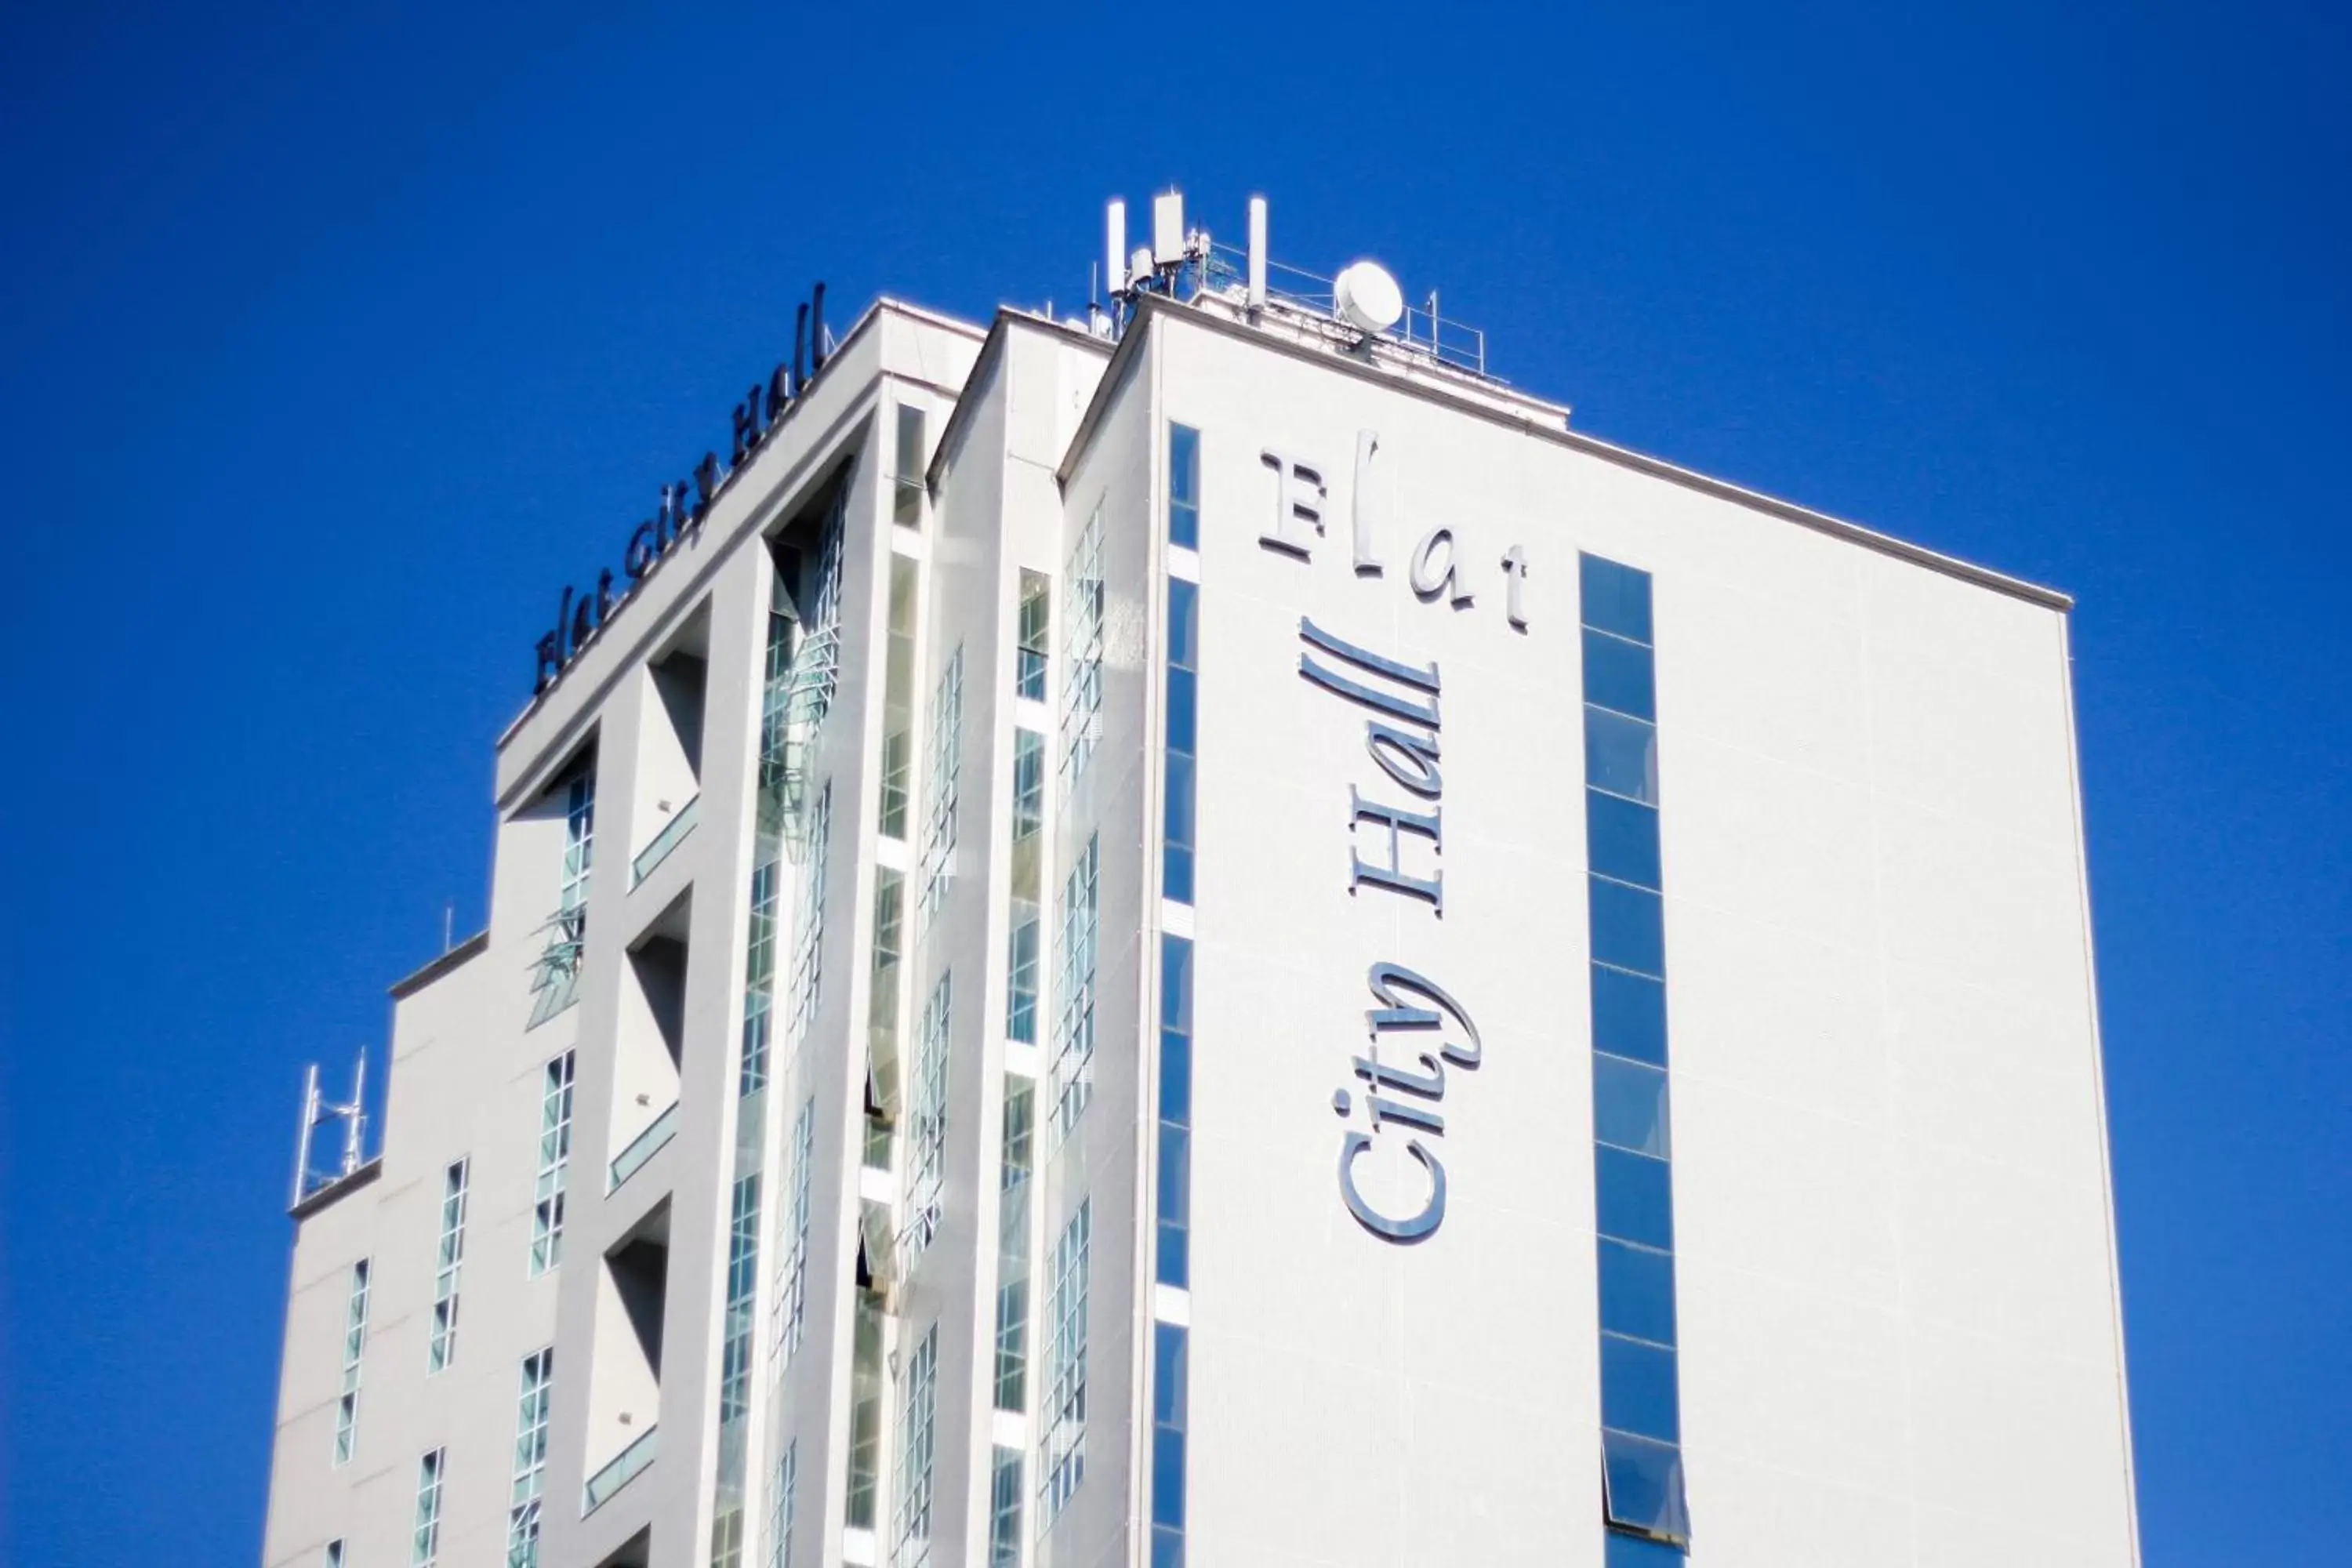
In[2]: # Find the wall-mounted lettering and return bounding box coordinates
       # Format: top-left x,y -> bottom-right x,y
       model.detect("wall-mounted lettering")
531,281 -> 834,697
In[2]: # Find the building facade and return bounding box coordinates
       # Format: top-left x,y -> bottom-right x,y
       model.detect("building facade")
261,194 -> 2141,1568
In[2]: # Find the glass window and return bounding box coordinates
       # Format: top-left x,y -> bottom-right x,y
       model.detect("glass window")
777,1097 -> 815,1367
1018,571 -> 1051,701
919,647 -> 964,925
1012,731 -> 1045,841
1580,554 -> 1654,646
1593,1054 -> 1671,1160
1167,578 -> 1199,670
1165,666 -> 1197,757
1168,423 -> 1200,550
411,1448 -> 445,1567
1586,790 -> 1661,891
1600,1334 -> 1682,1443
1159,1027 -> 1192,1129
1594,1145 -> 1675,1251
1041,1200 -> 1092,1524
1151,1425 -> 1187,1529
880,557 -> 918,837
893,1323 -> 938,1561
1163,758 -> 1196,906
1597,1238 -> 1678,1348
334,1259 -> 369,1465
894,404 -> 926,526
1583,627 -> 1657,720
1156,1125 -> 1190,1231
1062,509 -> 1105,784
1600,1429 -> 1690,1544
1160,935 -> 1194,1033
989,1446 -> 1024,1568
1590,965 -> 1668,1066
1584,707 -> 1659,805
1589,877 -> 1667,979
1006,902 -> 1041,1045
427,1160 -> 469,1374
1152,1321 -> 1188,1427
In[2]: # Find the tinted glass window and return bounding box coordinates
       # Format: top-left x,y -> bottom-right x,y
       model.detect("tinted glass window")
1597,1238 -> 1678,1348
1584,708 -> 1658,804
1594,1145 -> 1675,1250
1587,791 -> 1662,891
1589,877 -> 1667,978
1594,1054 -> 1671,1159
1580,554 -> 1654,645
1600,1335 -> 1682,1443
1590,965 -> 1668,1066
1583,628 -> 1657,720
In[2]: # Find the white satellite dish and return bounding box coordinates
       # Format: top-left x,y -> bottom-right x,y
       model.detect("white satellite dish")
1333,260 -> 1404,333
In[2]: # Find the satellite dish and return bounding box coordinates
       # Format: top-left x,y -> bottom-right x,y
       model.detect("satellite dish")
1333,260 -> 1404,333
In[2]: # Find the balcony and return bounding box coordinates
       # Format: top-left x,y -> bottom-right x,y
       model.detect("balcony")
629,793 -> 699,889
607,1100 -> 680,1194
583,1424 -> 659,1516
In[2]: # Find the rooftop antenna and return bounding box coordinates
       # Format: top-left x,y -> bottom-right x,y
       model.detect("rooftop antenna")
810,282 -> 828,372
1247,196 -> 1269,311
1105,198 -> 1128,299
441,901 -> 454,953
290,1047 -> 369,1206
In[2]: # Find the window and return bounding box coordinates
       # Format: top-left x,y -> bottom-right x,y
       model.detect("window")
1167,423 -> 1200,550
866,868 -> 906,1172
1051,837 -> 1099,1140
846,1301 -> 883,1528
719,1172 -> 762,1423
561,773 -> 595,916
993,1079 -> 1034,1413
1580,554 -> 1691,1556
411,1448 -> 445,1567
324,1542 -> 344,1568
1016,571 -> 1051,702
427,1160 -> 468,1373
919,648 -> 964,924
1156,935 -> 1193,1289
1150,1320 -> 1189,1566
774,1097 -> 816,1366
880,557 -> 918,838
509,1348 -> 554,1566
1011,729 -> 1045,841
904,973 -> 951,1260
766,1440 -> 797,1568
1040,1200 -> 1091,1526
1005,901 -> 1040,1046
332,1259 -> 368,1465
893,403 -> 926,527
740,844 -> 782,1097
893,1324 -> 938,1568
531,1054 -> 575,1276
988,1446 -> 1024,1568
787,785 -> 831,1052
1060,509 -> 1105,785
1163,577 -> 1199,905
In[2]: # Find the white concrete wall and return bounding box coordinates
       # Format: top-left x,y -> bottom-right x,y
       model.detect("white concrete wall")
1152,306 -> 2133,1568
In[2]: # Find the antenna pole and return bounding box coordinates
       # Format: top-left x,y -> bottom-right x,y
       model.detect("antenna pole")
343,1047 -> 368,1176
292,1063 -> 320,1207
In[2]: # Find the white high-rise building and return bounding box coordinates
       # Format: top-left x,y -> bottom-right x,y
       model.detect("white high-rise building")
262,192 -> 2140,1568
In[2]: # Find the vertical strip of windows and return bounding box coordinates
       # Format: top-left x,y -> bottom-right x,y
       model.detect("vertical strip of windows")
1580,554 -> 1691,1565
739,848 -> 782,1098
866,868 -> 906,1171
1050,837 -> 1099,1142
1167,423 -> 1200,550
919,648 -> 964,925
987,1445 -> 1024,1568
530,1053 -> 575,1276
1015,571 -> 1050,702
410,1448 -> 445,1568
718,1174 -> 763,1424
903,972 -> 950,1261
892,1323 -> 938,1568
332,1259 -> 369,1465
879,559 -> 918,838
764,1439 -> 797,1568
1040,1199 -> 1091,1528
426,1160 -> 468,1373
1060,509 -> 1105,785
1007,725 -> 1045,1044
893,403 -> 927,528
1163,576 -> 1200,906
508,1348 -> 554,1566
772,1096 -> 816,1367
991,1079 -> 1034,1412
786,786 -> 831,1051
1149,1320 -> 1189,1568
846,1299 -> 883,1530
561,773 -> 595,917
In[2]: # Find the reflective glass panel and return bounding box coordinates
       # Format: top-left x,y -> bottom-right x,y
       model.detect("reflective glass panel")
1600,1334 -> 1682,1443
1597,1238 -> 1678,1348
1157,1125 -> 1190,1227
1168,578 -> 1199,669
1156,1218 -> 1189,1289
1589,877 -> 1667,978
1594,1145 -> 1675,1250
1167,667 -> 1197,755
1593,1054 -> 1671,1159
1151,1426 -> 1186,1528
1580,554 -> 1654,645
1160,936 -> 1193,1033
1587,790 -> 1661,891
1591,965 -> 1668,1067
1169,424 -> 1200,551
1584,708 -> 1659,804
1163,843 -> 1195,907
1159,1027 -> 1192,1127
1583,628 -> 1657,720
1153,1322 -> 1188,1425
1600,1429 -> 1690,1544
1605,1529 -> 1686,1566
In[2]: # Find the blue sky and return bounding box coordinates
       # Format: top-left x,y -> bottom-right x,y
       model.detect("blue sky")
2,1 -> 2346,1562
